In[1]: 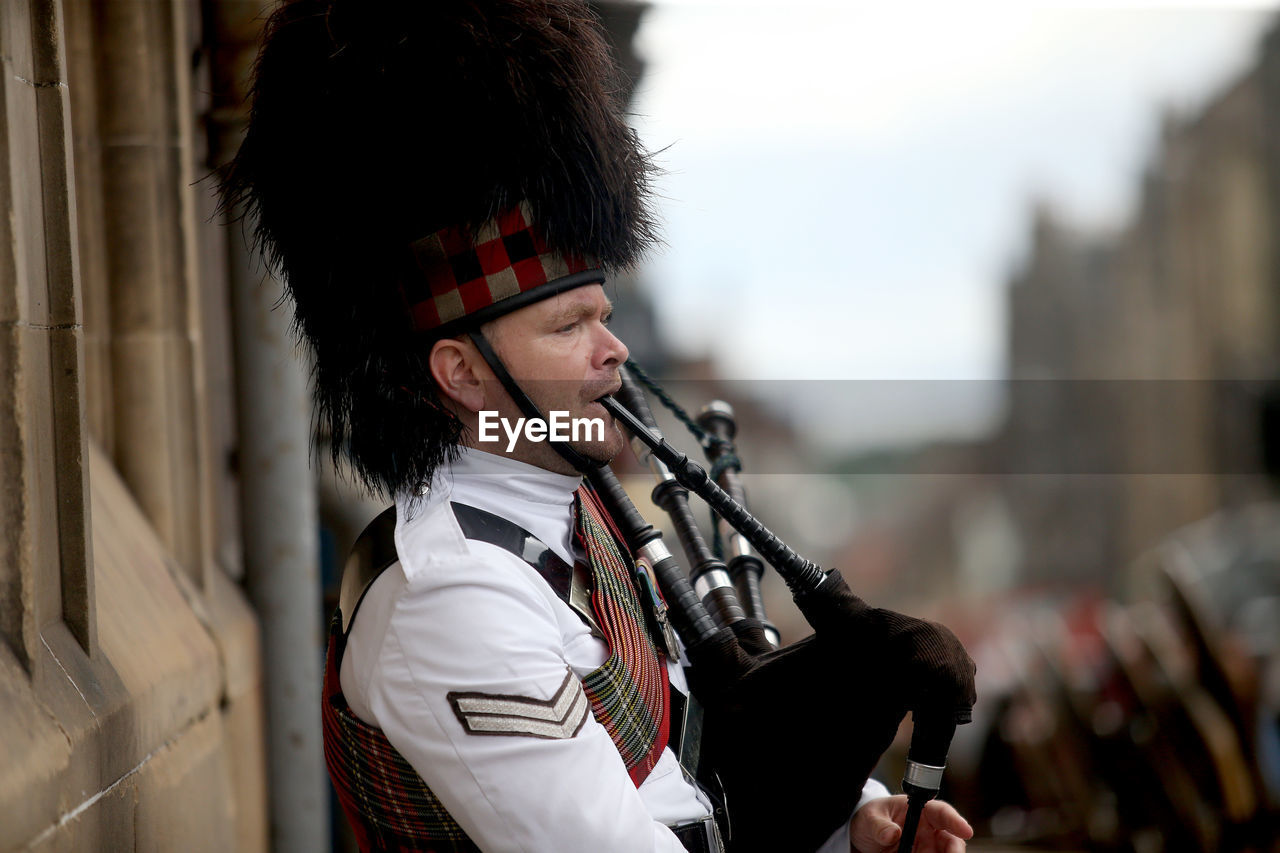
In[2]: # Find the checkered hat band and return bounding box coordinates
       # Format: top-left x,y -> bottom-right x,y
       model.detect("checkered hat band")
402,205 -> 599,333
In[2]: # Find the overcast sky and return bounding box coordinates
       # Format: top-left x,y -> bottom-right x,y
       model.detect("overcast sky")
627,1 -> 1278,449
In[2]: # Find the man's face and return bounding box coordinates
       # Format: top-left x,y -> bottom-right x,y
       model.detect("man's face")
478,284 -> 629,473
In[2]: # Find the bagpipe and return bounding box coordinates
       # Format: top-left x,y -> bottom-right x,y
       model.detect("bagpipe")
586,365 -> 978,853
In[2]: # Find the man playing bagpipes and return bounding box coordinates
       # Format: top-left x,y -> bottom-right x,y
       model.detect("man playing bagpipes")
221,1 -> 976,850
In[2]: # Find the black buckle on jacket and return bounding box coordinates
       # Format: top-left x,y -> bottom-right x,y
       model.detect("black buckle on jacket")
669,814 -> 725,853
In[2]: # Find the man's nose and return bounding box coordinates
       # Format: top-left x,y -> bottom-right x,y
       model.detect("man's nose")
596,324 -> 628,367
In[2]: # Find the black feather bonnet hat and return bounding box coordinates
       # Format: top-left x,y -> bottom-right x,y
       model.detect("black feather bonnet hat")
221,0 -> 658,496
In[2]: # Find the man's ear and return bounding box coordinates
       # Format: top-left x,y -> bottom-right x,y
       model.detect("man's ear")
429,336 -> 487,413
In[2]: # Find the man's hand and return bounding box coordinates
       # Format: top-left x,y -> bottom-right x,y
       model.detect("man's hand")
849,795 -> 973,853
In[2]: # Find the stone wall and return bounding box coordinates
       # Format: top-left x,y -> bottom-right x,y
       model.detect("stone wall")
0,0 -> 268,849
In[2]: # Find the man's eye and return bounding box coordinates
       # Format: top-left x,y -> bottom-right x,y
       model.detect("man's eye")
601,313 -> 613,327
556,322 -> 578,333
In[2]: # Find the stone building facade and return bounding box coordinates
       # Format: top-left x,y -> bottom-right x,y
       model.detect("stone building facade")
829,17 -> 1280,613
1,0 -> 270,849
1002,23 -> 1280,590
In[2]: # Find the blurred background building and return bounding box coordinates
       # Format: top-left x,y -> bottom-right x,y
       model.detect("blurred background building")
2,0 -> 1279,851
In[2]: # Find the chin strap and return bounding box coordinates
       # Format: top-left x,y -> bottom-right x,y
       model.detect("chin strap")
467,330 -> 604,474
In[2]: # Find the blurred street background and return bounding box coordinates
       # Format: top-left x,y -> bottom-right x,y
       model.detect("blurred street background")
611,2 -> 1280,850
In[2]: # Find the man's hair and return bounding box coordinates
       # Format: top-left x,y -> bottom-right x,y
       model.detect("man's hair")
220,0 -> 657,496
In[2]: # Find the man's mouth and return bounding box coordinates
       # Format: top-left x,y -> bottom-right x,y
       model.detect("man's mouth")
589,383 -> 622,406
585,389 -> 621,425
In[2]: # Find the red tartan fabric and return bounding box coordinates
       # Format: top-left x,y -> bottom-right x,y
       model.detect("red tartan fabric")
574,485 -> 671,785
400,203 -> 597,333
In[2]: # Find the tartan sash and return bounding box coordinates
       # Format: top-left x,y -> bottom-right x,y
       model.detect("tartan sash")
574,485 -> 670,785
323,489 -> 671,850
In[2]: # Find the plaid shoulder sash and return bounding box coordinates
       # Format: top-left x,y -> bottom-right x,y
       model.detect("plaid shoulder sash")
574,484 -> 671,784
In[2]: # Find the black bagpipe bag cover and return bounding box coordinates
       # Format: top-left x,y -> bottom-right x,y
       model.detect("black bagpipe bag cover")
685,570 -> 977,853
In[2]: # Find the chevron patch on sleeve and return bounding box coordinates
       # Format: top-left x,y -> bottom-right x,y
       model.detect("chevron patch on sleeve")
447,668 -> 591,740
